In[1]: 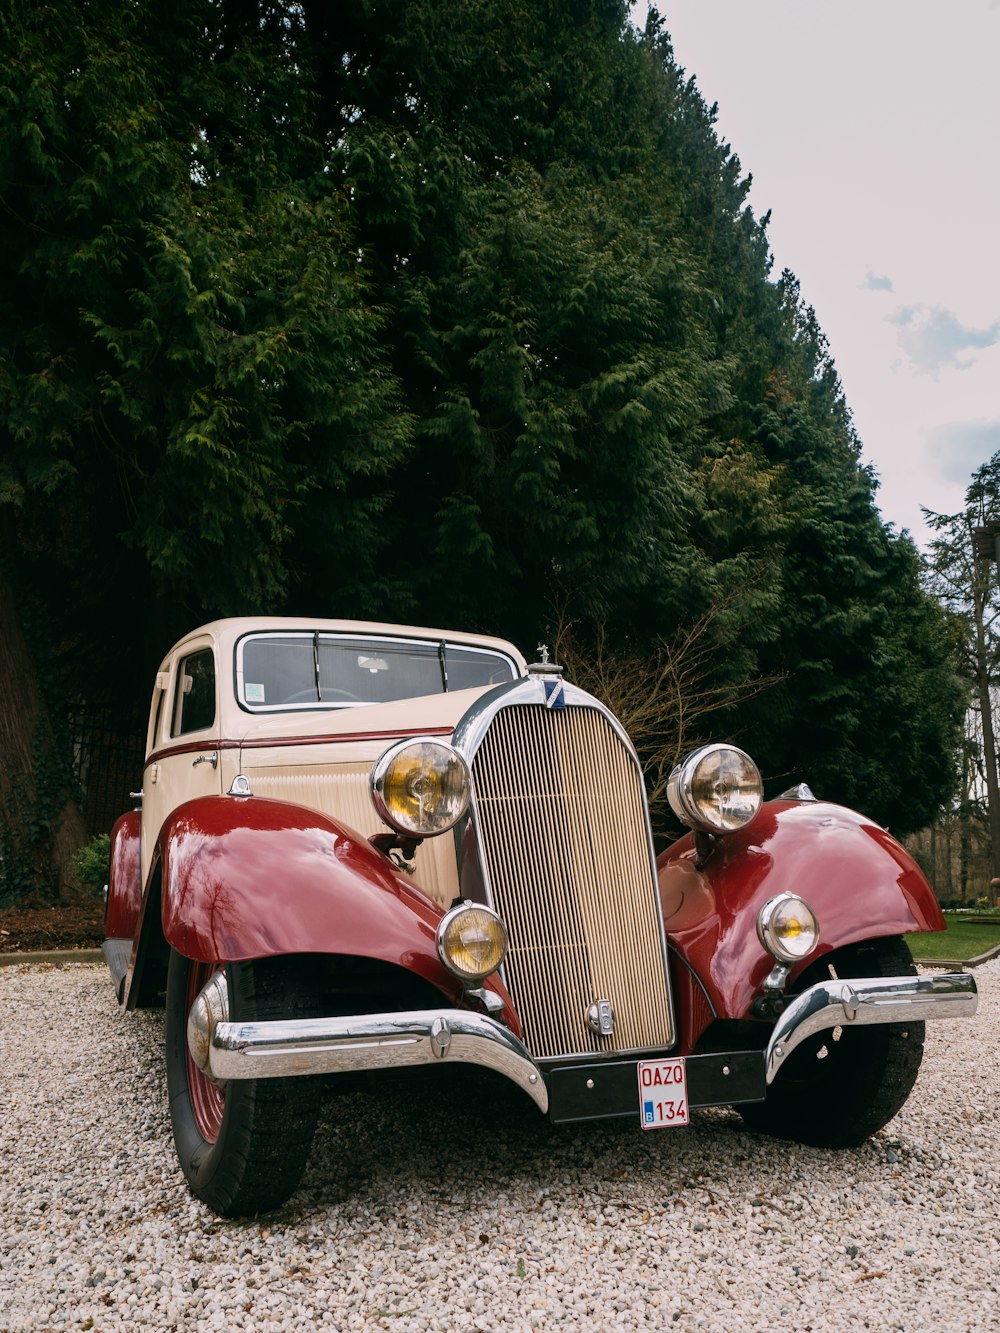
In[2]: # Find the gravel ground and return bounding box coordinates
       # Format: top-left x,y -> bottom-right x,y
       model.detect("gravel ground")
2,960 -> 999,1333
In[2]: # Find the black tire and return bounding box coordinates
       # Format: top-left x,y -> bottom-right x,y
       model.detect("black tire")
737,937 -> 925,1148
165,949 -> 321,1217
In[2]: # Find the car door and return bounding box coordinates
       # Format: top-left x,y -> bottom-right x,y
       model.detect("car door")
140,638 -> 223,891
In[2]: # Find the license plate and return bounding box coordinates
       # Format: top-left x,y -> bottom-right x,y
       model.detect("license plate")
637,1057 -> 689,1129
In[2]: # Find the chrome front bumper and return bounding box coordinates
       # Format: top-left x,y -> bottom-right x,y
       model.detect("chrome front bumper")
764,971 -> 978,1082
206,970 -> 977,1115
209,1007 -> 550,1113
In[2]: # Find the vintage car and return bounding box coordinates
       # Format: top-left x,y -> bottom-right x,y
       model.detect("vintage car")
104,617 -> 977,1216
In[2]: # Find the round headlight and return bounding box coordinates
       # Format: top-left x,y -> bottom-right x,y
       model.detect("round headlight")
667,743 -> 763,834
437,903 -> 508,984
757,893 -> 820,964
371,738 -> 471,837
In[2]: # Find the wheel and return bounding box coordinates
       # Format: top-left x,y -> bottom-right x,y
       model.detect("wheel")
165,949 -> 321,1217
737,937 -> 925,1148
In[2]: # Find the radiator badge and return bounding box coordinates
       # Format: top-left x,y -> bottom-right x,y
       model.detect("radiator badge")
544,678 -> 566,710
587,999 -> 615,1036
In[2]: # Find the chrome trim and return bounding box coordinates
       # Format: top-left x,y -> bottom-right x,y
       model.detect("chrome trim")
666,743 -> 763,834
208,1007 -> 549,1112
757,892 -> 820,966
450,673 -> 677,1062
370,736 -> 471,838
765,971 -> 978,1082
778,782 -> 816,801
587,999 -> 615,1036
436,901 -> 508,983
466,986 -> 505,1017
452,672 -> 640,765
188,970 -> 230,1076
761,961 -> 791,991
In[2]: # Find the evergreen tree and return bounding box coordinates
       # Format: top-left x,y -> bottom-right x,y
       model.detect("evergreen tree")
1,0 -> 410,637
0,0 -> 408,895
0,0 -> 968,893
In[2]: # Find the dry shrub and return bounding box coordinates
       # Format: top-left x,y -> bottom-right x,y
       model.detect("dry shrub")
553,598 -> 781,835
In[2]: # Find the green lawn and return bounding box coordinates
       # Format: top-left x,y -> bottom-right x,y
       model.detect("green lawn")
907,913 -> 1000,961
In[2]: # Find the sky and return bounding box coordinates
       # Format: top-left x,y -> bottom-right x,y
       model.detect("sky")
631,1 -> 1000,547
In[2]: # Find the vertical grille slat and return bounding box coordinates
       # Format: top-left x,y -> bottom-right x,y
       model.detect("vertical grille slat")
471,703 -> 675,1060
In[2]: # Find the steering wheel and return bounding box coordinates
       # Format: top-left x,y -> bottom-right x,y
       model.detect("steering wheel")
280,688 -> 362,704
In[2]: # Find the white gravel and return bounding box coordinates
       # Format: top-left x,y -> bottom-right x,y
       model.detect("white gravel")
2,958 -> 999,1332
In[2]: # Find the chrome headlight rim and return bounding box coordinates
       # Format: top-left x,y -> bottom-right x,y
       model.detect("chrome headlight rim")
666,742 -> 763,834
371,736 -> 471,838
436,901 -> 509,985
757,892 -> 821,965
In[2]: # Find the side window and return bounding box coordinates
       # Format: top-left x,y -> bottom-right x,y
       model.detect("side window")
147,687 -> 165,754
171,649 -> 216,737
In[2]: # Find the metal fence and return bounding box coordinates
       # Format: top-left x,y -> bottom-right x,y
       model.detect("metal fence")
68,705 -> 146,836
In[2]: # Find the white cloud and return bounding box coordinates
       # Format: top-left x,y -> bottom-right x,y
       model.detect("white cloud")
887,305 -> 1000,377
927,420 -> 1000,485
862,271 -> 893,292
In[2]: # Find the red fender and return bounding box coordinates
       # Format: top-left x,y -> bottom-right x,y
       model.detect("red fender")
106,811 -> 141,940
145,795 -> 516,1029
157,796 -> 453,987
658,799 -> 944,1029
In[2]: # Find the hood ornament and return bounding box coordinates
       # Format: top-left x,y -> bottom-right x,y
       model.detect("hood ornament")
528,643 -> 564,677
527,643 -> 566,706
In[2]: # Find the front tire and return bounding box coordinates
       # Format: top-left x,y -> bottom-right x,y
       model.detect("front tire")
738,937 -> 925,1148
165,949 -> 321,1216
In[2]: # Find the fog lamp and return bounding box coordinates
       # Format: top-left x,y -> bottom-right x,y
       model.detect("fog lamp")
437,903 -> 508,984
371,738 -> 470,837
757,893 -> 820,964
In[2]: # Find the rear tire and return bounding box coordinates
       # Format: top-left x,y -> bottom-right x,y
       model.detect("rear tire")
738,937 -> 925,1148
165,950 -> 321,1216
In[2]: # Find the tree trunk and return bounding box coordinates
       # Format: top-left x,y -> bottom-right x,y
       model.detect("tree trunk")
959,747 -> 971,904
970,566 -> 1000,888
0,575 -> 87,903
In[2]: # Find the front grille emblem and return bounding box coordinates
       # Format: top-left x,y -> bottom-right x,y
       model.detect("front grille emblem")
543,678 -> 565,709
587,999 -> 615,1036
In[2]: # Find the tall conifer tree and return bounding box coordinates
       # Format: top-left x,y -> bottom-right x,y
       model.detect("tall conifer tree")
0,0 -> 966,896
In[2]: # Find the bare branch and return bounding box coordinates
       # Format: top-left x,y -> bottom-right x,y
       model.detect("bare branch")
554,580 -> 782,833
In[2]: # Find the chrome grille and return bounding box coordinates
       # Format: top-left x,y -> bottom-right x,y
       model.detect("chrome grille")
470,702 -> 675,1061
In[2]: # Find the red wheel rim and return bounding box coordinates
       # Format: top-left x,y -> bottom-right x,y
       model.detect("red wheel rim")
185,960 -> 226,1143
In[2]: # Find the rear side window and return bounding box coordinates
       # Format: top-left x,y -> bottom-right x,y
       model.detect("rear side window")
171,649 -> 216,736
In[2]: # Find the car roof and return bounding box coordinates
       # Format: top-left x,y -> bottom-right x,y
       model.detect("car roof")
160,617 -> 527,673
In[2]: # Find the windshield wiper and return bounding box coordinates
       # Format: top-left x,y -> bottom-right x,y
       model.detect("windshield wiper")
312,631 -> 322,701
438,640 -> 449,693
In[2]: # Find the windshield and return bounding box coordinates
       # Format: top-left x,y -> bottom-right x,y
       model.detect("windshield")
236,632 -> 518,711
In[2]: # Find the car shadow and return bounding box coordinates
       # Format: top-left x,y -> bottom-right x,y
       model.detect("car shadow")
298,1062 -> 776,1210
